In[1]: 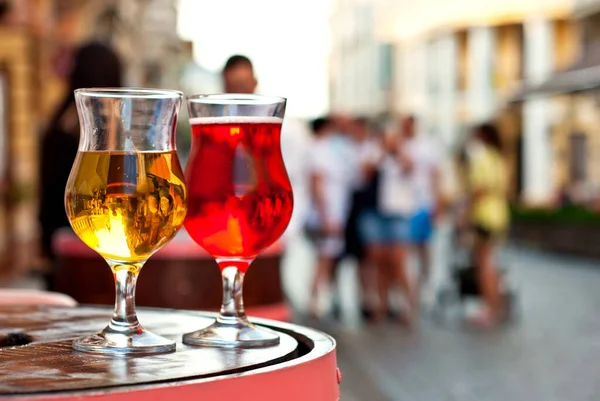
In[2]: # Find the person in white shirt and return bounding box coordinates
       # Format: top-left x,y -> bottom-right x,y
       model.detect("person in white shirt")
305,117 -> 356,318
400,116 -> 442,287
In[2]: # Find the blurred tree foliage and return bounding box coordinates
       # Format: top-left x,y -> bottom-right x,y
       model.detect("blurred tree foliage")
511,205 -> 600,225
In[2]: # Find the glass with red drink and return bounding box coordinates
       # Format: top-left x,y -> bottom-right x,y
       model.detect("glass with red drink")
183,94 -> 291,347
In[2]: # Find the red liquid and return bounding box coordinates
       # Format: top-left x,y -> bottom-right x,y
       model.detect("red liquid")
184,118 -> 293,267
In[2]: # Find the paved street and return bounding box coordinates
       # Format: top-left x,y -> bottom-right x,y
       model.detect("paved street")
281,231 -> 600,401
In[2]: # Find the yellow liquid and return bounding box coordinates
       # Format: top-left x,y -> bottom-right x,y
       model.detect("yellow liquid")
65,151 -> 187,263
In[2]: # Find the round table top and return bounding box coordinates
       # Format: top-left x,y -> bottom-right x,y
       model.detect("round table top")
0,306 -> 337,398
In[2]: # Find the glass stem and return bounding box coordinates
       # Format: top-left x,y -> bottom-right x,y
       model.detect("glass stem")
216,262 -> 250,325
107,262 -> 143,335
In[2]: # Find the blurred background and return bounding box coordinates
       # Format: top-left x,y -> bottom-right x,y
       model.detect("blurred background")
2,0 -> 600,399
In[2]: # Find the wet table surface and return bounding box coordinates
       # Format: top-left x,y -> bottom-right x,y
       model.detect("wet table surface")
0,306 -> 299,395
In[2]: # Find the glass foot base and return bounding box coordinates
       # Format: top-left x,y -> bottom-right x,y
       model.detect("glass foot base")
183,319 -> 280,348
73,329 -> 176,355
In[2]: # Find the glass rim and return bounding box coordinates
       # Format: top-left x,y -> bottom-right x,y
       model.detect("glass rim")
74,87 -> 184,99
186,93 -> 286,105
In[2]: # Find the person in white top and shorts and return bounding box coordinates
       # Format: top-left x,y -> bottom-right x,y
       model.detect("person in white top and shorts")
305,117 -> 356,318
400,116 -> 442,293
357,127 -> 418,323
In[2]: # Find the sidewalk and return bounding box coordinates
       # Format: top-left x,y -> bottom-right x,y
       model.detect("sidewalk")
282,235 -> 600,401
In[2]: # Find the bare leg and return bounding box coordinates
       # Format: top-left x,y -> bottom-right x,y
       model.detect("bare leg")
416,242 -> 430,285
357,258 -> 368,298
358,256 -> 378,315
329,255 -> 343,318
329,255 -> 342,283
475,238 -> 503,321
366,244 -> 388,320
390,243 -> 417,323
308,256 -> 334,318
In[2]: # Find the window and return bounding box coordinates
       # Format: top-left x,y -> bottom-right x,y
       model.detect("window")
570,133 -> 587,182
379,43 -> 393,90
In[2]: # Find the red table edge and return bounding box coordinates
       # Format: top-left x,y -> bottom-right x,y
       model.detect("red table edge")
246,303 -> 292,322
11,314 -> 340,401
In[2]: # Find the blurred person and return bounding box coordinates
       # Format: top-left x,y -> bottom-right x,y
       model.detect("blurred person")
39,42 -> 122,265
333,116 -> 381,320
466,123 -> 509,326
358,127 -> 418,324
319,113 -> 356,320
221,55 -> 311,241
399,116 -> 443,295
453,144 -> 473,235
222,54 -> 257,94
445,144 -> 476,284
305,117 -> 355,318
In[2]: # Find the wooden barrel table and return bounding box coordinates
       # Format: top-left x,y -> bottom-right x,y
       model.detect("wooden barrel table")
0,306 -> 339,401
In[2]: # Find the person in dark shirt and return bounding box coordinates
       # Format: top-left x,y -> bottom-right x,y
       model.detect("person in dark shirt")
39,42 -> 122,262
331,117 -> 382,321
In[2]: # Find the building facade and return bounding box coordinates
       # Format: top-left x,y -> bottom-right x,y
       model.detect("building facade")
329,0 -> 585,204
329,0 -> 394,117
535,0 -> 600,208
